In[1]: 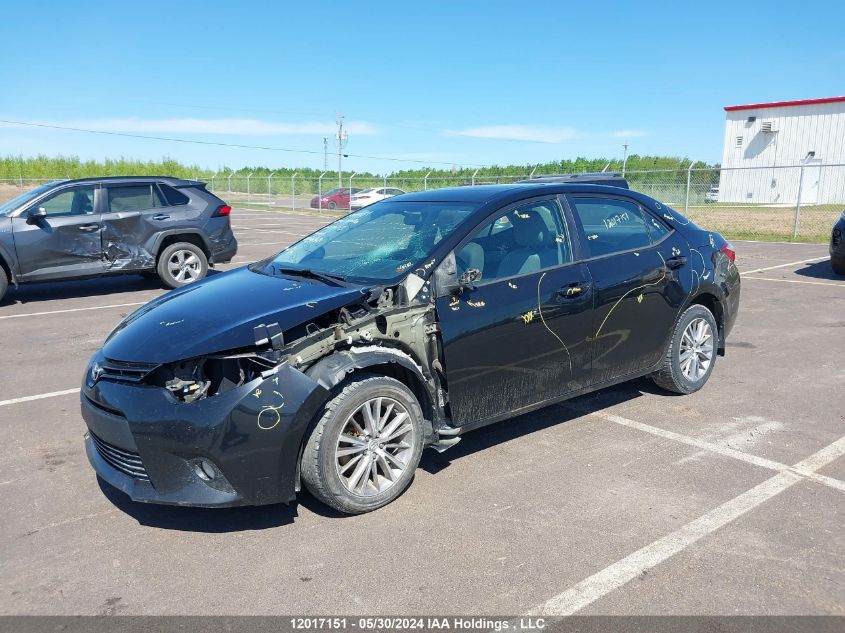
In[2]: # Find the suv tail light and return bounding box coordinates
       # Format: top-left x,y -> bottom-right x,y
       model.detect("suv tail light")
213,204 -> 231,217
720,242 -> 736,262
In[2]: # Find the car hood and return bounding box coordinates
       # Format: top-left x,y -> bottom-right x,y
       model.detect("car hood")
102,267 -> 370,364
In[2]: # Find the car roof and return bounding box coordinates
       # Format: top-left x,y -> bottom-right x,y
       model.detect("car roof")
396,182 -> 635,204
51,176 -> 202,187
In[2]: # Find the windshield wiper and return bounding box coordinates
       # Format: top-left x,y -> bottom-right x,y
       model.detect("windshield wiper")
273,266 -> 347,285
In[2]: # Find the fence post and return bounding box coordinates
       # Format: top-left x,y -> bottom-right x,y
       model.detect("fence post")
210,174 -> 216,192
529,165 -> 537,180
291,172 -> 298,212
684,161 -> 695,216
424,171 -> 431,190
793,164 -> 805,239
349,172 -> 357,211
268,175 -> 272,205
383,175 -> 387,190
317,171 -> 327,215
246,172 -> 252,204
471,168 -> 479,186
227,172 -> 233,193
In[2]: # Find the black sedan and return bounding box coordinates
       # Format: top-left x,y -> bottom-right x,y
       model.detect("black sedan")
81,182 -> 740,514
831,211 -> 845,275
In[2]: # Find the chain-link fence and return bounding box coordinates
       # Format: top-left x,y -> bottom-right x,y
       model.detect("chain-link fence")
2,164 -> 843,243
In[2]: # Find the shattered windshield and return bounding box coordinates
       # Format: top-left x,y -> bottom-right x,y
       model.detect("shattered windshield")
0,182 -> 59,215
260,200 -> 479,283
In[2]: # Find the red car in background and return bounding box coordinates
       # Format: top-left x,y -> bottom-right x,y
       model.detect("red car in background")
309,187 -> 362,210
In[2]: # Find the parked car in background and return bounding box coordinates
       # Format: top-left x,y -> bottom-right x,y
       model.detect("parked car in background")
831,211 -> 845,274
704,186 -> 719,203
0,177 -> 237,302
350,187 -> 406,210
81,182 -> 740,514
310,187 -> 362,210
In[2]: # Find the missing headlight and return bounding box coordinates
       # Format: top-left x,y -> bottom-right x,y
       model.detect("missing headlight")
147,355 -> 268,403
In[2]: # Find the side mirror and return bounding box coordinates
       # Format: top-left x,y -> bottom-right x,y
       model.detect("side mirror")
26,207 -> 47,223
448,268 -> 482,295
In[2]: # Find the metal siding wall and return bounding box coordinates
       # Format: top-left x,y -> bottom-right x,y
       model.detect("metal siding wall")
720,102 -> 845,203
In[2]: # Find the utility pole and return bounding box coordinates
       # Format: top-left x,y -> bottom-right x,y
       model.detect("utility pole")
622,143 -> 629,176
323,136 -> 329,172
336,114 -> 348,188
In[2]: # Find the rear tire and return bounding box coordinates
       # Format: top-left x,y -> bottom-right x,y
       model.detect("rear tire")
328,201 -> 337,210
652,304 -> 718,395
301,375 -> 424,514
157,242 -> 208,289
832,256 -> 845,276
0,267 -> 7,303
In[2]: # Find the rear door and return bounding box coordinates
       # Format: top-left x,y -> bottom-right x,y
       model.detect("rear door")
99,183 -> 166,270
566,194 -> 688,383
11,184 -> 104,280
436,197 -> 594,425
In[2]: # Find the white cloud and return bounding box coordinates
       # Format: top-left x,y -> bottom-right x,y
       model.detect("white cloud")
445,125 -> 581,144
13,117 -> 379,136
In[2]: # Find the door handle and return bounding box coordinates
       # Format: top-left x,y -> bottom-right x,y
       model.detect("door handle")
78,223 -> 100,232
666,256 -> 687,269
152,214 -> 170,221
557,282 -> 590,298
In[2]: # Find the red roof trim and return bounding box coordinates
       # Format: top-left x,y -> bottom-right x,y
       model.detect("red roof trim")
725,96 -> 845,111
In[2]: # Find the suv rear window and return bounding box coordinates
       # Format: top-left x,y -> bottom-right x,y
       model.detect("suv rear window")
108,185 -> 163,212
158,184 -> 190,206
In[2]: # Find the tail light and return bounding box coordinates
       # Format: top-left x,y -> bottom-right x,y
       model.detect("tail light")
720,242 -> 736,262
213,204 -> 231,217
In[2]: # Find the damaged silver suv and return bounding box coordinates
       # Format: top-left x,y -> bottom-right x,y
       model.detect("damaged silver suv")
0,176 -> 237,302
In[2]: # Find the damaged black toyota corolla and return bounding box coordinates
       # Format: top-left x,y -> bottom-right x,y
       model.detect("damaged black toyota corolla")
82,182 -> 740,514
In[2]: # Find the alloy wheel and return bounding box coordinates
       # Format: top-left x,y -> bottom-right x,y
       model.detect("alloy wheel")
335,397 -> 415,497
167,249 -> 202,283
679,317 -> 714,381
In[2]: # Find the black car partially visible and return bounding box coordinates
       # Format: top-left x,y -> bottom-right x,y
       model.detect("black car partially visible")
831,211 -> 845,275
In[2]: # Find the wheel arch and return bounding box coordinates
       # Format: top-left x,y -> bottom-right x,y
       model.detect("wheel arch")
293,346 -> 437,492
685,290 -> 726,356
153,231 -> 211,264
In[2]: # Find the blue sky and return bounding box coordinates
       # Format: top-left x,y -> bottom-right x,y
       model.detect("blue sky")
2,0 -> 844,174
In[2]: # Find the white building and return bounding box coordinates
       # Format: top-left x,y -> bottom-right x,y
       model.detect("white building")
719,96 -> 845,205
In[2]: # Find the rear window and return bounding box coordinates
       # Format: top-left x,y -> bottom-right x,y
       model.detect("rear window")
158,184 -> 190,206
108,185 -> 162,212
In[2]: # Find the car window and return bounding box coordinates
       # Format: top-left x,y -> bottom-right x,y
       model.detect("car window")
158,184 -> 190,206
644,211 -> 671,242
456,200 -> 570,284
108,185 -> 163,212
36,186 -> 96,216
570,197 -> 652,258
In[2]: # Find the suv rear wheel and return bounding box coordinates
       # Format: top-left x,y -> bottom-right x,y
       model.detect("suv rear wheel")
301,375 -> 424,514
652,304 -> 718,394
0,266 -> 7,303
157,242 -> 208,289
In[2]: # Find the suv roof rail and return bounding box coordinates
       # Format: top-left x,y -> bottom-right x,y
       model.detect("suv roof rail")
518,173 -> 629,188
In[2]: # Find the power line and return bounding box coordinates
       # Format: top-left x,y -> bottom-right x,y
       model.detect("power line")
0,119 -> 490,168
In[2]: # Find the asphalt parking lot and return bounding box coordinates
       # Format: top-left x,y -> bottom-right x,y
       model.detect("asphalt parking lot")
1,208 -> 843,616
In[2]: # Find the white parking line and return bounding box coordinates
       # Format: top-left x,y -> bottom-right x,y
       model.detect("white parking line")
0,388 -> 80,407
742,276 -> 844,287
742,257 -> 828,274
539,431 -> 845,615
0,301 -> 146,320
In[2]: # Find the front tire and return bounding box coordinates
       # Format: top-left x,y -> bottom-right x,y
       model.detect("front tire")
301,375 -> 425,514
328,201 -> 337,210
157,242 -> 208,289
832,256 -> 845,276
652,304 -> 718,394
0,267 -> 7,303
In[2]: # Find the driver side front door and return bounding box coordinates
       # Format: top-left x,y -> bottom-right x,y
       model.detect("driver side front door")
12,185 -> 104,281
435,197 -> 594,427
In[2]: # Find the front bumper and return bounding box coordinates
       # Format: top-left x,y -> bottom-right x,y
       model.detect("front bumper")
81,361 -> 328,507
830,219 -> 845,258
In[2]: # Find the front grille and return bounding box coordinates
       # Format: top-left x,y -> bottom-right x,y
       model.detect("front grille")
99,358 -> 158,384
91,433 -> 149,481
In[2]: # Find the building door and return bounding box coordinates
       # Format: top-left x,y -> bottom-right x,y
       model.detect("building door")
799,161 -> 821,205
